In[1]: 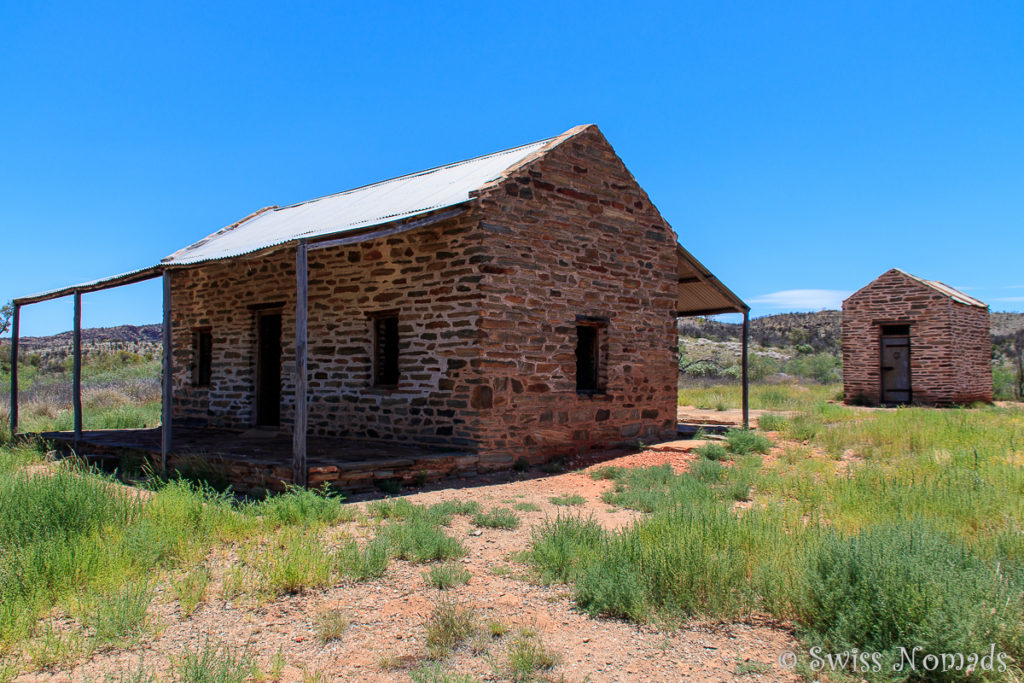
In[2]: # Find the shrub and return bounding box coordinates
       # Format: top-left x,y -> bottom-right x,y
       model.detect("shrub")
258,486 -> 353,527
725,429 -> 772,455
505,631 -> 557,681
793,522 -> 1024,678
424,563 -> 471,589
571,503 -> 767,621
690,458 -> 724,483
472,508 -> 520,530
548,494 -> 586,507
174,642 -> 256,683
314,608 -> 349,643
171,567 -> 210,617
757,413 -> 788,431
526,516 -> 606,585
335,538 -> 389,581
695,442 -> 729,461
257,532 -> 334,595
424,599 -> 477,659
380,516 -> 465,564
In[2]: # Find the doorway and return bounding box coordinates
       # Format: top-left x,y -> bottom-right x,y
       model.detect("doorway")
880,324 -> 911,405
256,312 -> 282,426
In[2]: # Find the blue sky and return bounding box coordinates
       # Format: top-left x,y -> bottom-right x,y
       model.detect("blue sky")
2,1 -> 1022,336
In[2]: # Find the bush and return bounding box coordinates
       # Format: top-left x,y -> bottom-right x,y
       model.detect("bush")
425,599 -> 477,659
695,442 -> 729,461
526,516 -> 606,585
726,429 -> 772,455
472,508 -> 520,530
757,413 -> 789,431
258,486 -> 353,527
691,458 -> 725,483
380,516 -> 465,564
793,522 -> 1024,678
174,642 -> 256,683
334,538 -> 389,581
424,563 -> 471,589
256,531 -> 334,595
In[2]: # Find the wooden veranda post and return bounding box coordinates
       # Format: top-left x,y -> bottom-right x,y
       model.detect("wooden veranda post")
161,270 -> 172,476
9,303 -> 19,439
741,310 -> 750,429
293,240 -> 309,487
73,290 -> 83,442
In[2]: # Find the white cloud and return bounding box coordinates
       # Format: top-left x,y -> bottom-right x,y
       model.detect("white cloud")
749,289 -> 852,311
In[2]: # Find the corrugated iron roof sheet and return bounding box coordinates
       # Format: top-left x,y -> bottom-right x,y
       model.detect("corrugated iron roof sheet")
675,244 -> 748,316
162,136 -> 557,266
898,269 -> 987,308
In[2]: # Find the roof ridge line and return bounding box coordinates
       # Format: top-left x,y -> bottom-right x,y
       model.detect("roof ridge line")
272,134 -> 562,213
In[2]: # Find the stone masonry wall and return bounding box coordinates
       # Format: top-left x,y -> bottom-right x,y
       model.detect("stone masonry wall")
169,125 -> 684,468
842,269 -> 992,405
468,125 -> 679,468
950,303 -> 993,404
169,209 -> 487,449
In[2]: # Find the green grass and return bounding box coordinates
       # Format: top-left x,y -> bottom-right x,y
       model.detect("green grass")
314,608 -> 350,643
471,507 -> 520,529
423,563 -> 472,589
424,598 -> 477,659
695,442 -> 729,461
548,494 -> 586,507
529,389 -> 1024,680
174,642 -> 257,683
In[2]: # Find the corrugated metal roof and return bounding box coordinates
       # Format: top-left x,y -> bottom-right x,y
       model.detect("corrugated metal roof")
162,136 -> 557,266
898,269 -> 987,308
675,244 -> 748,316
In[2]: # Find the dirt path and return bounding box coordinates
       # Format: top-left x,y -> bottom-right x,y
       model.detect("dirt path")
27,443 -> 801,683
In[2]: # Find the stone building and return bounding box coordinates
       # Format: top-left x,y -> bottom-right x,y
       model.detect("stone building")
842,268 -> 992,406
11,124 -> 749,488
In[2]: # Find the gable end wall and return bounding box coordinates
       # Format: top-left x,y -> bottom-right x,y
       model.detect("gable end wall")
470,125 -> 679,466
842,270 -> 992,405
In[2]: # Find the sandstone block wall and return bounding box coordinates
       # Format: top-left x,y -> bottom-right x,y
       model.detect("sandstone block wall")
470,125 -> 679,466
169,210 -> 486,449
842,269 -> 992,405
168,125 -> 683,463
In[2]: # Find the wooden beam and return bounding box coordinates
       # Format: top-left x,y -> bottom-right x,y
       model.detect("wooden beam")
73,291 -> 83,442
9,304 -> 19,439
14,266 -> 164,307
293,240 -> 309,487
161,270 -> 173,476
741,310 -> 750,429
677,275 -> 703,284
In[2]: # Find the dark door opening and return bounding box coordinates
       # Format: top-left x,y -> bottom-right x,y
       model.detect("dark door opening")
880,325 -> 911,404
256,312 -> 282,426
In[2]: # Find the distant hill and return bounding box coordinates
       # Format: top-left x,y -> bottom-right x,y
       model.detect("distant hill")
679,310 -> 1024,352
14,324 -> 162,351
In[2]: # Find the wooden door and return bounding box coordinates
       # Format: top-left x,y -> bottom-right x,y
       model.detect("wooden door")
880,332 -> 911,404
256,312 -> 282,426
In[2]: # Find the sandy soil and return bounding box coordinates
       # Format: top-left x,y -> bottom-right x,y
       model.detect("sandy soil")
18,440 -> 802,683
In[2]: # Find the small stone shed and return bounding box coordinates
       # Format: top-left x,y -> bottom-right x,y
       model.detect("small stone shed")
10,124 -> 750,488
842,268 -> 992,406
